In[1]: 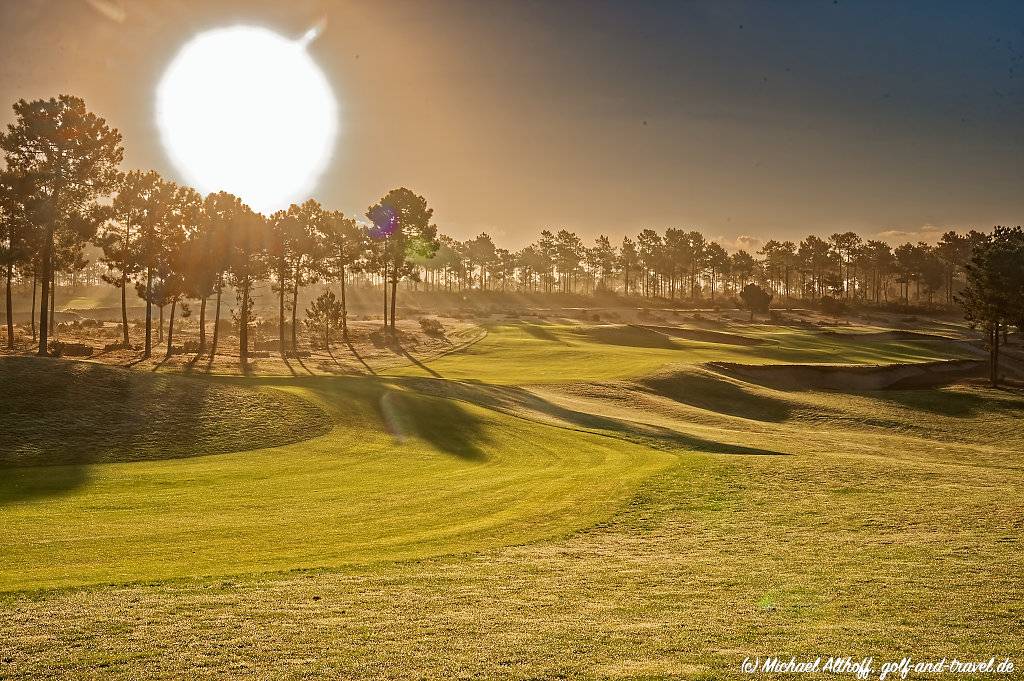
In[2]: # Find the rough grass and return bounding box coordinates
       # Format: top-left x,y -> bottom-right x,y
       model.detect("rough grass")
0,319 -> 1021,678
0,357 -> 333,467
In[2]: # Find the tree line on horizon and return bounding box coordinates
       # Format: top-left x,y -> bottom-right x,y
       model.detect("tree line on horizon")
1,95 -> 1022,382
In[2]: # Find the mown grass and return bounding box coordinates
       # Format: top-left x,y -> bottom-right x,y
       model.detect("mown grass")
0,319 -> 1020,678
0,371 -> 672,591
0,357 -> 332,468
2,396 -> 1021,678
387,321 -> 971,383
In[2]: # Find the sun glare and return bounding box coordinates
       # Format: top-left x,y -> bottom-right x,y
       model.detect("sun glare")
155,25 -> 338,214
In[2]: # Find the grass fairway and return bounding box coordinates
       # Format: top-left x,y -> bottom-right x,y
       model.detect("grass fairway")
0,370 -> 672,591
1,319 -> 1021,678
387,321 -> 972,383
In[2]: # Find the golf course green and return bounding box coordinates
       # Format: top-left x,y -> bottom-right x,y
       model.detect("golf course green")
1,320 -> 1021,677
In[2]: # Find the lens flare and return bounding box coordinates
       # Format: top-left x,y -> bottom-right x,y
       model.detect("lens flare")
155,25 -> 338,214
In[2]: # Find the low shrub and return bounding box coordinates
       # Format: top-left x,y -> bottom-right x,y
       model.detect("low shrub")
49,341 -> 93,357
419,317 -> 446,337
819,296 -> 847,317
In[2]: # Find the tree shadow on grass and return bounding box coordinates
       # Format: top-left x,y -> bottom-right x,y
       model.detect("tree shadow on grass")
635,370 -> 794,423
397,344 -> 442,378
571,324 -> 679,349
521,322 -> 570,345
381,389 -> 489,461
869,385 -> 1024,418
344,336 -> 377,375
390,376 -> 786,457
0,465 -> 90,506
0,356 -> 331,505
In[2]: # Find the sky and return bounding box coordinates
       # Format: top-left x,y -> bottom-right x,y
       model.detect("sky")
1,0 -> 1021,250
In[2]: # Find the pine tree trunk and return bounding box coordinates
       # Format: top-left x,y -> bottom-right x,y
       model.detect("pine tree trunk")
198,296 -> 207,354
278,268 -> 286,356
211,273 -> 223,356
49,273 -> 55,338
144,266 -> 153,357
158,305 -> 164,343
290,277 -> 300,355
166,299 -> 177,357
340,265 -> 348,338
390,274 -> 397,332
37,221 -> 53,356
120,275 -> 129,346
5,260 -> 13,350
382,266 -> 388,333
240,279 -> 250,363
30,267 -> 36,341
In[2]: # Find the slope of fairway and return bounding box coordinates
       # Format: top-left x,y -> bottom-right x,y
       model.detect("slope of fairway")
0,357 -> 332,468
388,321 -> 971,383
3,360 -> 1022,677
0,375 -> 673,591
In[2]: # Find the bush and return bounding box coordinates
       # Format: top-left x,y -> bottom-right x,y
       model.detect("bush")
418,317 -> 446,337
819,296 -> 847,317
48,341 -> 93,357
739,284 -> 773,320
80,318 -> 99,328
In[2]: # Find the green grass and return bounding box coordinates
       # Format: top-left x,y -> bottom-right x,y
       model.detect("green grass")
0,372 -> 672,591
0,357 -> 332,468
387,321 -> 971,383
0,318 -> 1020,678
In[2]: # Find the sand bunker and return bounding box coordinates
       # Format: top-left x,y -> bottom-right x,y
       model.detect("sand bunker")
706,359 -> 986,391
631,324 -> 767,346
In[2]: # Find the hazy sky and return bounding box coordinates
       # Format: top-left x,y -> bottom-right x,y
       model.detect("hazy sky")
1,0 -> 1021,250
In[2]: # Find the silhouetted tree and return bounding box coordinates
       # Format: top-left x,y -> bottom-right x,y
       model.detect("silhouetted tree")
322,209 -> 364,339
740,283 -> 772,321
0,169 -> 42,350
619,236 -> 639,296
97,170 -> 160,347
1,96 -> 123,355
305,289 -> 344,349
225,205 -> 269,363
366,188 -> 438,332
957,226 -> 1024,387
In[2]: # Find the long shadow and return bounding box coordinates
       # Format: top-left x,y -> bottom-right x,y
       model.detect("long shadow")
0,356 -> 332,506
344,335 -> 377,375
522,322 -> 570,345
870,385 -> 1024,418
635,370 -> 794,422
398,343 -> 442,378
380,389 -> 488,460
390,376 -> 786,457
571,324 -> 679,349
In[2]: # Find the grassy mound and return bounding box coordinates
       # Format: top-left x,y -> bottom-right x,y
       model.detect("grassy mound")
632,323 -> 768,346
706,359 -> 986,391
0,357 -> 332,467
819,329 -> 956,342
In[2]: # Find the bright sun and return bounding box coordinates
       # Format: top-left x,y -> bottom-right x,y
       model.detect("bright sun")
156,25 -> 338,214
